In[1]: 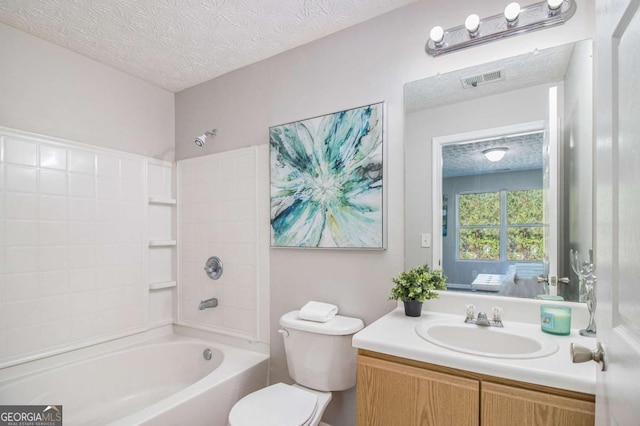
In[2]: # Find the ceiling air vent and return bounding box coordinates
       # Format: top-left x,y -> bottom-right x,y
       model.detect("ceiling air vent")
461,69 -> 505,88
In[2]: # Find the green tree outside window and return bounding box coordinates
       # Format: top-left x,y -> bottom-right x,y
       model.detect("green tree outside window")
458,189 -> 543,261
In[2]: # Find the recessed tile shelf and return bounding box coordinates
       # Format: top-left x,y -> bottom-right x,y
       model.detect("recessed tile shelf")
148,196 -> 177,205
148,240 -> 177,247
149,281 -> 177,290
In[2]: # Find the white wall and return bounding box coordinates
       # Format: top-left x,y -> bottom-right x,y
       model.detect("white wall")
0,23 -> 175,161
174,1 -> 594,424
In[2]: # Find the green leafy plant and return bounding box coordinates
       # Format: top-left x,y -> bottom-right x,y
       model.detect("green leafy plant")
389,263 -> 447,302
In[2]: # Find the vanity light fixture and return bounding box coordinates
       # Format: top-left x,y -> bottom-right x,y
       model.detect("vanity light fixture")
430,25 -> 445,46
465,14 -> 480,36
547,0 -> 564,13
426,0 -> 576,57
504,2 -> 521,25
483,147 -> 508,162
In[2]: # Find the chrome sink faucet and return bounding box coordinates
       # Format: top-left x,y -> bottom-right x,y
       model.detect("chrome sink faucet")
464,304 -> 504,327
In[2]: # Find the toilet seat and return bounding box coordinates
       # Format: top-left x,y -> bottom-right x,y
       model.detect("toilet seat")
228,383 -> 318,426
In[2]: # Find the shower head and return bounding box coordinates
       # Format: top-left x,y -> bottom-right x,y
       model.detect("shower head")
195,129 -> 217,147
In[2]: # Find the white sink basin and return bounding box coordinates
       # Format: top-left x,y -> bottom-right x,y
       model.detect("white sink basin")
415,320 -> 559,359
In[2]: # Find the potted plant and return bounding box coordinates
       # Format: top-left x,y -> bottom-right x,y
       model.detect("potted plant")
389,263 -> 447,317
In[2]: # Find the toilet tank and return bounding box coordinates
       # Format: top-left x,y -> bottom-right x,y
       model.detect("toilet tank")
279,311 -> 364,392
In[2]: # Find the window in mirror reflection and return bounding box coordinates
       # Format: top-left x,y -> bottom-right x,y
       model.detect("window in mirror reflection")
506,189 -> 543,261
457,189 -> 543,262
458,191 -> 500,260
442,132 -> 544,293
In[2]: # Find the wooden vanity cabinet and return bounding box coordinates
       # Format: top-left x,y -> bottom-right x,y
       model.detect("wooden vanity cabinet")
357,353 -> 479,426
481,382 -> 595,426
357,350 -> 595,426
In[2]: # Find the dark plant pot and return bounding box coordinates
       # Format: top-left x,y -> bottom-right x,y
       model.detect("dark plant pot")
403,300 -> 423,317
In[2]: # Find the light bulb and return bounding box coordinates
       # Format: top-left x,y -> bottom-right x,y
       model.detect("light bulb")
504,2 -> 521,22
465,14 -> 480,33
547,0 -> 563,10
483,148 -> 508,162
430,26 -> 444,44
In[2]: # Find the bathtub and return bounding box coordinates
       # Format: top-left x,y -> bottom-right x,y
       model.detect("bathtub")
0,327 -> 269,425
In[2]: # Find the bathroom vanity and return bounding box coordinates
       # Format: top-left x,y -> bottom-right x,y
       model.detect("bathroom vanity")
353,297 -> 596,426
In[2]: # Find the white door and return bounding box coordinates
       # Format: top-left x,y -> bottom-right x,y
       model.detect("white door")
594,0 -> 640,423
543,86 -> 560,295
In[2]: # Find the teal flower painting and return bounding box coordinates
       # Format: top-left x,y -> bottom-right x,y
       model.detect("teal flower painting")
270,103 -> 384,248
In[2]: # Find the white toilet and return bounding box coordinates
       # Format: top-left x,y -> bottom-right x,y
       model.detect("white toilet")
228,310 -> 364,426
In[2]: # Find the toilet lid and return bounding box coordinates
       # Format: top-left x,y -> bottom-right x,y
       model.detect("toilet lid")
229,383 -> 318,426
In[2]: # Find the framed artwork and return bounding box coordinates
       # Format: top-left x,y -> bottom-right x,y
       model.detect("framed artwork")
269,102 -> 384,249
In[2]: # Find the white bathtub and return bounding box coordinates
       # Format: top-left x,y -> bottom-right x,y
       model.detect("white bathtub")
0,327 -> 269,425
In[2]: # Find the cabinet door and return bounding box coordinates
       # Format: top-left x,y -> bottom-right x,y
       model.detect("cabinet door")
481,382 -> 595,426
357,355 -> 479,426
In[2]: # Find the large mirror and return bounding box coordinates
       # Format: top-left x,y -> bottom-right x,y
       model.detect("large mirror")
404,40 -> 593,302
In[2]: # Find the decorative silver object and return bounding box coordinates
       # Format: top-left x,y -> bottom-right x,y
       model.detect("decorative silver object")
425,0 -> 577,57
204,256 -> 223,280
570,249 -> 596,337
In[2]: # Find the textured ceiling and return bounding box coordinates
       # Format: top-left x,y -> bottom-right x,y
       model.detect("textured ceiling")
0,0 -> 416,92
442,132 -> 543,178
407,42 -> 577,178
405,42 -> 575,113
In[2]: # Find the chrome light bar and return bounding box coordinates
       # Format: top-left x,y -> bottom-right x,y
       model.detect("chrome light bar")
425,0 -> 577,57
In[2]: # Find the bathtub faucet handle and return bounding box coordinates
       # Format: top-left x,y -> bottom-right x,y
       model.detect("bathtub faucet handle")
204,256 -> 223,280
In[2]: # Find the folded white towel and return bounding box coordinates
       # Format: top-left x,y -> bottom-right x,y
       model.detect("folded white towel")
299,301 -> 339,323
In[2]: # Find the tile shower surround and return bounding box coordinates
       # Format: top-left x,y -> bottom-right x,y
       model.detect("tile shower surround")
0,130 -> 267,364
0,132 -> 146,363
178,147 -> 262,341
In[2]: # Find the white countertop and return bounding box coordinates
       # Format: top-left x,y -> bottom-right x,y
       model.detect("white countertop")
352,307 -> 597,394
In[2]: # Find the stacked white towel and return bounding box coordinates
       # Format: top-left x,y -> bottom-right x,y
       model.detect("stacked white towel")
298,301 -> 338,323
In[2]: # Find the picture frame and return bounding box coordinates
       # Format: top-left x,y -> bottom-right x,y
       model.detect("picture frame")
269,102 -> 385,249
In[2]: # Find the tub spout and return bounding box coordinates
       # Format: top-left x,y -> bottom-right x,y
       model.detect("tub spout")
198,297 -> 218,310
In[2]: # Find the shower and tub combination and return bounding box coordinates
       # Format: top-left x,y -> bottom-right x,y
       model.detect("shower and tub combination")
0,128 -> 270,425
0,329 -> 268,425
